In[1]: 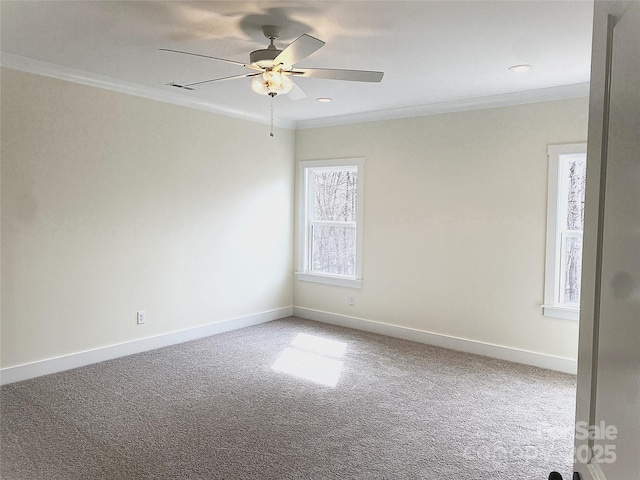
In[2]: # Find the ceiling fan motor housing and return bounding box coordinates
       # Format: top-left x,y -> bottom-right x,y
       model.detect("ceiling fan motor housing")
250,25 -> 285,68
250,47 -> 283,68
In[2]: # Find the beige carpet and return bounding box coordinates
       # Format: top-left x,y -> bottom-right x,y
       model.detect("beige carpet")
1,317 -> 576,479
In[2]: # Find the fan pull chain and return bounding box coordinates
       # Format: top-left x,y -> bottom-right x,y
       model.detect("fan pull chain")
269,94 -> 274,137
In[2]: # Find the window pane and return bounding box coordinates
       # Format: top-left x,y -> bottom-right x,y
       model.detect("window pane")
311,224 -> 356,276
565,157 -> 587,230
562,236 -> 583,305
312,170 -> 357,222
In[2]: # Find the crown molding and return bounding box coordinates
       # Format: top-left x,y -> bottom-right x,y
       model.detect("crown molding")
294,83 -> 590,130
0,52 -> 296,130
2,52 -> 589,132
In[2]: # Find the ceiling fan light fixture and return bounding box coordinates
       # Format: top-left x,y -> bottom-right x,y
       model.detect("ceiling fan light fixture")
250,70 -> 294,96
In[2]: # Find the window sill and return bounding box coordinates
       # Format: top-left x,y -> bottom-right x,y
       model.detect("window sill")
296,272 -> 362,289
542,304 -> 580,321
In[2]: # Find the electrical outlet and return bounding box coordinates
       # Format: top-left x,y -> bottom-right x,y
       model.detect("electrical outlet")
348,296 -> 356,306
136,311 -> 146,325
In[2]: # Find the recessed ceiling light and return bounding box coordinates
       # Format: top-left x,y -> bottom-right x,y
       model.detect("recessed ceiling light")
316,97 -> 333,103
509,64 -> 533,73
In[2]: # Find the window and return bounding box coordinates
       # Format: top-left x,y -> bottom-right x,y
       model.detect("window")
297,158 -> 364,288
543,144 -> 587,320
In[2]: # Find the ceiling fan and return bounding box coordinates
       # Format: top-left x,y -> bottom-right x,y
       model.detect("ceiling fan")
160,25 -> 384,101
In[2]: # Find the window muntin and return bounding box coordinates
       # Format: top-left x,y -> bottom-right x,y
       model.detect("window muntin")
543,144 -> 587,320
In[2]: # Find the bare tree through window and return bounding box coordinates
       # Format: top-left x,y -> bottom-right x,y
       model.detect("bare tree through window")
310,170 -> 357,276
562,157 -> 587,304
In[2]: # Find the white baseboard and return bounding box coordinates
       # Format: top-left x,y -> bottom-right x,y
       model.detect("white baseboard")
1,306 -> 576,385
0,307 -> 292,385
292,307 -> 577,374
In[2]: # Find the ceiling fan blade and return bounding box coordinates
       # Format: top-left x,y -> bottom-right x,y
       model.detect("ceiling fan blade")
287,81 -> 307,101
159,48 -> 261,71
273,34 -> 325,67
180,72 -> 261,88
292,68 -> 384,82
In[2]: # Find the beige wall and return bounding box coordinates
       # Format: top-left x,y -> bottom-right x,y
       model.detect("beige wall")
294,98 -> 589,360
1,68 -> 295,368
1,65 -> 589,370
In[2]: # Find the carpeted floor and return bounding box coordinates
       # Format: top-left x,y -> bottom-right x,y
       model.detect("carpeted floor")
0,317 -> 576,479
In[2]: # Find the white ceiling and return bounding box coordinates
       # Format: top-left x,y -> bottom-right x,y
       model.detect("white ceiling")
0,1 -> 594,128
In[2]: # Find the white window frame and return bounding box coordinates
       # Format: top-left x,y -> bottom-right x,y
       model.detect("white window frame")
543,143 -> 587,321
297,158 -> 365,288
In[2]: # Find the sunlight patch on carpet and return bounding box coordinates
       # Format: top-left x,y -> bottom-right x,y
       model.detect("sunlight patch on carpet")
272,333 -> 347,387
